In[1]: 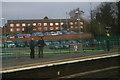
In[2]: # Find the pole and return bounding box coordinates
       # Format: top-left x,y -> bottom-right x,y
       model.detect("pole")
76,9 -> 82,51
99,22 -> 101,36
66,12 -> 68,31
90,2 -> 93,20
105,26 -> 111,51
107,37 -> 110,51
60,19 -> 61,31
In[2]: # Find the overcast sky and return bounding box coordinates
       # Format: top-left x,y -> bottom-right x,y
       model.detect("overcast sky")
3,2 -> 102,19
0,0 -> 118,27
1,2 -> 102,27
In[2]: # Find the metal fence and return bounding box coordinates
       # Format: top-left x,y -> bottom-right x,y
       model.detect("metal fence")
1,36 -> 120,60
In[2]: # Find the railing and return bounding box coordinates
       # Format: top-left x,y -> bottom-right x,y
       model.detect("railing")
1,36 -> 120,60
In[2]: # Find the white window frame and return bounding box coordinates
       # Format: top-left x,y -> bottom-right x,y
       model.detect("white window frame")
50,23 -> 53,26
16,28 -> 20,31
22,28 -> 24,31
70,22 -> 73,25
38,23 -> 42,26
55,23 -> 59,25
44,23 -> 47,26
56,27 -> 59,30
80,22 -> 84,25
75,22 -> 77,25
50,27 -> 53,30
80,26 -> 83,28
70,26 -> 73,29
61,22 -> 64,25
22,23 -> 26,26
10,24 -> 14,27
16,23 -> 20,27
10,28 -> 14,32
33,23 -> 36,26
28,24 -> 31,26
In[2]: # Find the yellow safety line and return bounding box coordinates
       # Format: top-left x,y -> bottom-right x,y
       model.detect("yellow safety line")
60,66 -> 120,78
1,52 -> 119,70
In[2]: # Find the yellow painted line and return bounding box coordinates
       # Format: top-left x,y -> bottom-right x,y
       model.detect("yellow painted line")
60,66 -> 120,78
1,52 -> 120,73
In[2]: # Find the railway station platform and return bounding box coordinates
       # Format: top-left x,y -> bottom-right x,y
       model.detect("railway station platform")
1,49 -> 119,74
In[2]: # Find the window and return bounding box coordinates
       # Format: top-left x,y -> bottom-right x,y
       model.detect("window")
38,23 -> 42,26
44,23 -> 47,26
61,22 -> 64,25
55,23 -> 59,25
16,28 -> 20,31
75,27 -> 78,29
70,22 -> 73,25
50,27 -> 53,30
22,28 -> 24,31
10,28 -> 14,32
28,24 -> 31,26
80,22 -> 84,25
38,27 -> 42,31
33,28 -> 36,31
50,23 -> 53,26
10,24 -> 14,27
33,23 -> 36,26
16,24 -> 20,27
75,22 -> 77,24
22,23 -> 26,26
44,27 -> 47,31
80,26 -> 83,28
70,26 -> 73,29
56,27 -> 59,30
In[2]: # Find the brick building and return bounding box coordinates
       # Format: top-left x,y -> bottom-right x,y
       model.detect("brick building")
5,18 -> 85,34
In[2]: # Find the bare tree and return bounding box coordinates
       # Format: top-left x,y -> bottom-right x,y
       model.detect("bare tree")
69,8 -> 84,19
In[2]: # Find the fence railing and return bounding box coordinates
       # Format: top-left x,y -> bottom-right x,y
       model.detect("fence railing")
1,36 -> 120,60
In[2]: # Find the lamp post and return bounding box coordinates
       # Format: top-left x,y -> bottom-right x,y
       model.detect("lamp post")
75,9 -> 84,33
99,22 -> 101,36
77,18 -> 80,32
75,10 -> 81,33
66,12 -> 70,31
60,19 -> 62,31
105,26 -> 111,51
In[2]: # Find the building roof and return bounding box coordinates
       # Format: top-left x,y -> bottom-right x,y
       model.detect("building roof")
7,18 -> 83,24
